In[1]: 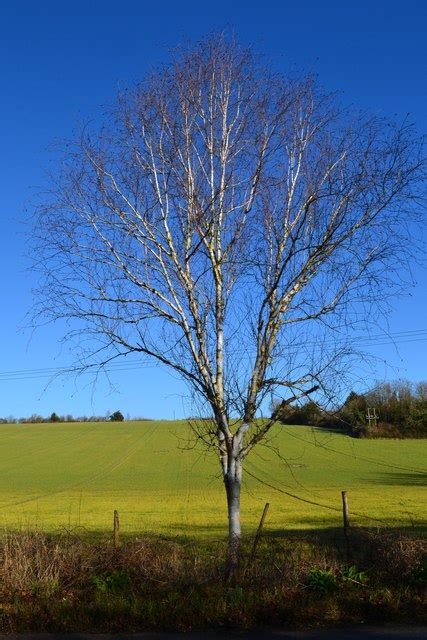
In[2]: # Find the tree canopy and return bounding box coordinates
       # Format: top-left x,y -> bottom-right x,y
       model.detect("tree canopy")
32,34 -> 425,563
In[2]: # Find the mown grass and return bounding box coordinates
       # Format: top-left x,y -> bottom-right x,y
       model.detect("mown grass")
0,421 -> 425,536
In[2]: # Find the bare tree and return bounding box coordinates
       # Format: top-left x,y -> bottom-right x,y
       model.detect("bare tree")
32,34 -> 424,567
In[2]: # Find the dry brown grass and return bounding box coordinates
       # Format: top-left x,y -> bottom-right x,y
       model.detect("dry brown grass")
349,529 -> 426,581
0,528 -> 424,632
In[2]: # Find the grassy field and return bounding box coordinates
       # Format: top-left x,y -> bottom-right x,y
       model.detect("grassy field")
0,421 -> 425,537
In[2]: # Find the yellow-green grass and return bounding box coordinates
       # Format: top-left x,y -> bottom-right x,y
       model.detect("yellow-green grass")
0,421 -> 425,537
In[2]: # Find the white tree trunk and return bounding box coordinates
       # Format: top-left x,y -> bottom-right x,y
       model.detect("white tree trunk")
224,455 -> 242,572
226,475 -> 241,540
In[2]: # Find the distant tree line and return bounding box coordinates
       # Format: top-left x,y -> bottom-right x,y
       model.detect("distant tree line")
0,413 -> 108,424
0,411 -> 153,424
272,380 -> 427,438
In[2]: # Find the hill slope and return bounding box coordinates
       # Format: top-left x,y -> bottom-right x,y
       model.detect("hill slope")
0,421 -> 425,536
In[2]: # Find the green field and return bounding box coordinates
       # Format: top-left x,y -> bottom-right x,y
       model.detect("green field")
0,421 -> 425,537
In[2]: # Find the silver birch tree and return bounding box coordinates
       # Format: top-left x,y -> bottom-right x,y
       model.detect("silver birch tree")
33,34 -> 424,568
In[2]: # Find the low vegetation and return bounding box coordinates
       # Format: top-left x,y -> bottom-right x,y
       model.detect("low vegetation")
0,529 -> 424,631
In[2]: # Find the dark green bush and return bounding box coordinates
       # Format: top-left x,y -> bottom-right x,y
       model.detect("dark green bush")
109,411 -> 124,422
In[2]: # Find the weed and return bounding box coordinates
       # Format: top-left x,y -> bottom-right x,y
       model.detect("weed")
306,567 -> 338,593
31,578 -> 60,597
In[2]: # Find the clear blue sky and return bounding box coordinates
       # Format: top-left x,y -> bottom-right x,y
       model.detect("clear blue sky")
0,0 -> 426,419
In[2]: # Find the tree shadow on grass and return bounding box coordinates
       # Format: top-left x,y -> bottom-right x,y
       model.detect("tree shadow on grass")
372,472 -> 427,486
6,519 -> 425,546
157,519 -> 426,543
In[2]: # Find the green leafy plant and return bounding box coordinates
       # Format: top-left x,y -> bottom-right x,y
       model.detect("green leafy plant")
92,569 -> 131,594
306,567 -> 337,593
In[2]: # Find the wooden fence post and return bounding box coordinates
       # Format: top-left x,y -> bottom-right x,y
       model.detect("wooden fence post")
342,491 -> 350,532
113,509 -> 120,549
341,491 -> 350,557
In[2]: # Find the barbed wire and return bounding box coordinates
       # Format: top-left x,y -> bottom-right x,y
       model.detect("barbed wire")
244,466 -> 402,526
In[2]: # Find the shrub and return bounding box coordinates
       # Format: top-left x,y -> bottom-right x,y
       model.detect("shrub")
110,411 -> 124,422
273,401 -> 322,426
